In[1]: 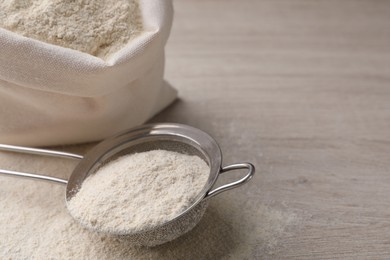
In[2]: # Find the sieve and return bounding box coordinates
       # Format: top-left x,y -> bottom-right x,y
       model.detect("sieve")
0,123 -> 255,246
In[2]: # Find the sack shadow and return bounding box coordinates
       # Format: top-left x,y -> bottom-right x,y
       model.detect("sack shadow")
148,98 -> 191,125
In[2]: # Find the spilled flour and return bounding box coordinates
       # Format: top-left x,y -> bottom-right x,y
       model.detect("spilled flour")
0,0 -> 143,58
67,150 -> 210,234
0,145 -> 300,259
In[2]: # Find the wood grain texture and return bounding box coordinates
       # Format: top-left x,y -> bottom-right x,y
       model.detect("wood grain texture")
1,0 -> 389,259
150,0 -> 390,258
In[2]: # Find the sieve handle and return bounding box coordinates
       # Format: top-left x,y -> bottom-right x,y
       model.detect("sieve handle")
205,162 -> 255,199
0,143 -> 84,185
0,169 -> 68,185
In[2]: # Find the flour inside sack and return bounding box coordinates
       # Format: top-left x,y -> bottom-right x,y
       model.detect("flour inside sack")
0,0 -> 143,59
67,150 -> 210,234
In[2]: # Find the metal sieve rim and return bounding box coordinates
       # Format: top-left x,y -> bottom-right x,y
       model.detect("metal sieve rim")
0,122 -> 254,242
65,123 -> 223,236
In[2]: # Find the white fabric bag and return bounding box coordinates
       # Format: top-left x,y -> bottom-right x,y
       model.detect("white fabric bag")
0,0 -> 176,146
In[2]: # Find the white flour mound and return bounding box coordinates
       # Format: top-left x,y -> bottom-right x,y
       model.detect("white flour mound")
0,0 -> 143,58
67,150 -> 210,233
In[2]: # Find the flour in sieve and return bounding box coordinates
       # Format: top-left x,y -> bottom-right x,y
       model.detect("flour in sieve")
0,0 -> 143,59
67,150 -> 210,233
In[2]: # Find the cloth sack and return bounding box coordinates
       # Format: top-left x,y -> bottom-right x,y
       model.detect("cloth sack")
0,0 -> 176,146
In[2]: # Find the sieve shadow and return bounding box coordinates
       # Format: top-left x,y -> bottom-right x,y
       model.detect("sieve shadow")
138,204 -> 240,259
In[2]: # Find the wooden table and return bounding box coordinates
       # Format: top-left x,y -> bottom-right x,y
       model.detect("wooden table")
151,0 -> 390,258
1,0 -> 389,258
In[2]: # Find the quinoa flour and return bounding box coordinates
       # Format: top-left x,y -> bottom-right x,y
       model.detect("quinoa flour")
0,145 -> 299,258
0,0 -> 143,58
67,150 -> 210,234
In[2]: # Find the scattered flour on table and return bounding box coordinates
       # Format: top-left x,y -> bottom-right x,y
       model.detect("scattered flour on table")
0,145 -> 299,259
67,150 -> 210,233
0,0 -> 143,59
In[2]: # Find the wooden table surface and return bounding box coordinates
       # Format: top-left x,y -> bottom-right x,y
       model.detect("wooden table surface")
1,0 -> 389,259
152,0 -> 390,258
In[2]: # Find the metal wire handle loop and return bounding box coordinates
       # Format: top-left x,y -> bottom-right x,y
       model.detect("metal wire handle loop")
204,162 -> 255,199
0,144 -> 83,185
